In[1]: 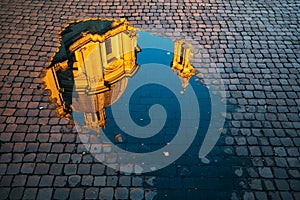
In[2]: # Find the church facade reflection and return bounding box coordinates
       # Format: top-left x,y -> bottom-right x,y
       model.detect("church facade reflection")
44,18 -> 195,131
44,18 -> 140,131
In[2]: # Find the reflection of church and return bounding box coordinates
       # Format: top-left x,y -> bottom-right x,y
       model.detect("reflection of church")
44,18 -> 140,130
44,18 -> 195,131
171,41 -> 195,90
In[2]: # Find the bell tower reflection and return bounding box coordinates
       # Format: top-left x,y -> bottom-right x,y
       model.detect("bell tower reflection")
44,18 -> 196,132
44,18 -> 140,131
171,41 -> 195,90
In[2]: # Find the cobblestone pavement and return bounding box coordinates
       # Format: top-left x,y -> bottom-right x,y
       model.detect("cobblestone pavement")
0,0 -> 299,199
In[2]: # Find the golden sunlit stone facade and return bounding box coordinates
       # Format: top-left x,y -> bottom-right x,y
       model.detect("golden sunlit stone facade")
172,41 -> 195,90
44,18 -> 139,130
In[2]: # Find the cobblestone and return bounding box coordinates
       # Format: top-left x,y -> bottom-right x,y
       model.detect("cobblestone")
85,187 -> 99,199
26,175 -> 40,187
49,163 -> 63,175
64,164 -> 77,175
91,164 -> 105,175
0,0 -> 299,199
68,175 -> 81,187
115,187 -> 129,199
94,176 -> 106,186
34,163 -> 50,174
290,180 -> 300,191
99,187 -> 114,200
53,176 -> 68,187
69,188 -> 84,200
53,188 -> 70,200
78,164 -> 91,175
39,175 -> 54,187
11,175 -> 26,187
132,177 -> 143,187
275,179 -> 290,191
259,167 -> 273,178
23,188 -> 38,200
130,188 -> 144,200
9,187 -> 24,200
119,176 -> 131,187
106,176 -> 118,187
82,175 -> 94,186
36,188 -> 53,200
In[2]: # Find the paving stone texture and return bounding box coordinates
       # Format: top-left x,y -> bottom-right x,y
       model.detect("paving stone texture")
0,0 -> 299,199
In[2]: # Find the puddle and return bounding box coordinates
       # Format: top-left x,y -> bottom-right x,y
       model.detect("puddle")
44,18 -> 226,174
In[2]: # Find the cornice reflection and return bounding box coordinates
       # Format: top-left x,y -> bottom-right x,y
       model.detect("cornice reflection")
44,18 -> 195,132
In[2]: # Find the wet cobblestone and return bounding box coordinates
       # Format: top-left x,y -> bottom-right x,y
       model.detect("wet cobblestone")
0,0 -> 299,199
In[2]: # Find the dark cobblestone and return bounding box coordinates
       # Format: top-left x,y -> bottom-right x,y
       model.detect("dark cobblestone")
107,176 -> 118,187
119,176 -> 131,187
57,153 -> 70,163
290,180 -> 300,191
275,179 -> 290,191
34,163 -> 50,174
91,164 -> 105,175
68,175 -> 81,187
82,175 -> 94,186
69,188 -> 84,200
53,176 -> 68,187
26,175 -> 40,187
115,187 -> 129,199
0,0 -> 299,199
259,167 -> 273,178
49,163 -> 63,175
85,187 -> 99,199
274,168 -> 288,179
64,164 -> 77,175
9,187 -> 24,200
94,176 -> 106,187
39,175 -> 54,187
53,188 -> 70,200
23,188 -> 38,200
130,188 -> 144,200
6,163 -> 21,174
12,175 -> 27,187
99,187 -> 114,200
132,177 -> 143,187
78,164 -> 91,175
36,188 -> 53,200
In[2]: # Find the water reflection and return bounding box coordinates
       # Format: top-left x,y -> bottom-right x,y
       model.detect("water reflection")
43,18 -> 237,199
44,18 -> 140,129
44,18 -> 195,132
172,41 -> 195,90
